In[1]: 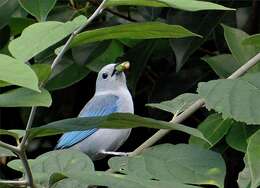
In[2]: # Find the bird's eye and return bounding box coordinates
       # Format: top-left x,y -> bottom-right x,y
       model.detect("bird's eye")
102,73 -> 108,79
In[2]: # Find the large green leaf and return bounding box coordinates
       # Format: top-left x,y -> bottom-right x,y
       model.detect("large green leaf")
109,144 -> 226,188
243,34 -> 260,51
197,73 -> 260,124
0,146 -> 15,157
0,88 -> 52,107
237,157 -> 251,188
124,40 -> 157,93
66,171 -> 198,188
46,58 -> 90,91
51,178 -> 86,188
9,17 -> 35,36
86,40 -> 124,72
18,0 -> 57,22
9,15 -> 86,62
222,25 -> 259,70
247,129 -> 260,188
168,8 -> 228,71
31,64 -> 51,83
147,93 -> 200,115
0,54 -> 39,91
189,113 -> 233,149
106,0 -> 233,11
202,54 -> 240,78
8,149 -> 94,187
0,129 -> 25,140
226,123 -> 259,152
0,0 -> 19,29
28,113 -> 208,143
70,22 -> 201,48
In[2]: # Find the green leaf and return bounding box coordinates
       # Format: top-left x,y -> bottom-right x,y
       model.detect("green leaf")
125,40 -> 157,93
46,59 -> 90,91
9,15 -> 86,62
31,64 -> 51,83
0,54 -> 39,91
168,8 -> 231,71
9,17 -> 35,36
242,34 -> 260,51
28,113 -> 208,144
106,0 -> 234,11
8,149 -> 94,187
247,129 -> 260,188
0,0 -> 19,29
202,54 -> 240,78
109,144 -> 226,188
0,146 -> 15,157
222,25 -> 259,70
0,88 -> 52,107
237,158 -> 251,188
226,123 -> 259,152
18,0 -> 57,22
146,93 -> 200,115
0,129 -> 25,140
189,114 -> 233,149
66,171 -> 198,188
51,178 -> 86,188
86,40 -> 124,72
70,22 -> 201,49
197,73 -> 260,124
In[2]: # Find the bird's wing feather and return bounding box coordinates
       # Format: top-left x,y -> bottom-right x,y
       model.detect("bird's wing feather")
56,95 -> 119,149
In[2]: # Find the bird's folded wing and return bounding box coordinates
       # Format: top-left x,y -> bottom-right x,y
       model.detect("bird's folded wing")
56,95 -> 119,149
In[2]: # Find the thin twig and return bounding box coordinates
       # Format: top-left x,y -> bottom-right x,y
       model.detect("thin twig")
0,1 -> 110,187
128,52 -> 260,157
0,141 -> 20,153
0,180 -> 27,186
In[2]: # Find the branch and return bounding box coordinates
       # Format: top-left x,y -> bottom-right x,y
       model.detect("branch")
0,140 -> 20,153
0,1 -> 109,187
0,180 -> 27,186
128,52 -> 260,157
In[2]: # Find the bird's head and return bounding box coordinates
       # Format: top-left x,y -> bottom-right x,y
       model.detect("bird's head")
95,62 -> 130,93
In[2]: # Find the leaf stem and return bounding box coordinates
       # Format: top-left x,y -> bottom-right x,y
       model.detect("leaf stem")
128,52 -> 260,157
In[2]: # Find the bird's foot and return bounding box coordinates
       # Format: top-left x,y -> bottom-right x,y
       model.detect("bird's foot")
100,150 -> 129,156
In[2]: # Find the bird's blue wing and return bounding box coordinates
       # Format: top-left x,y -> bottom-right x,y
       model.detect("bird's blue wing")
56,95 -> 119,149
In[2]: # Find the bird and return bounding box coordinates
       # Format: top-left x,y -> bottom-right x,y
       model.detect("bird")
55,62 -> 134,160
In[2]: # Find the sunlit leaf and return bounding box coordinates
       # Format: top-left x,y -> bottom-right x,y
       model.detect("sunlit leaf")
8,149 -> 94,187
247,130 -> 260,188
0,146 -> 15,157
70,22 -> 201,48
0,54 -> 39,91
222,24 -> 260,72
197,73 -> 260,124
0,88 -> 52,107
147,93 -> 200,115
28,113 -> 208,143
9,15 -> 86,62
109,144 -> 226,188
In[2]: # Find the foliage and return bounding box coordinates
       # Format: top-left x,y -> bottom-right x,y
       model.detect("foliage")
0,0 -> 259,188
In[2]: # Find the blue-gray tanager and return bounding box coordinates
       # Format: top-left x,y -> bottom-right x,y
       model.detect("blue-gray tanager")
56,62 -> 134,160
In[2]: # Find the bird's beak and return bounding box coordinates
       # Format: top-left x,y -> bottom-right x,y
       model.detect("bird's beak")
112,61 -> 130,76
115,61 -> 130,72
